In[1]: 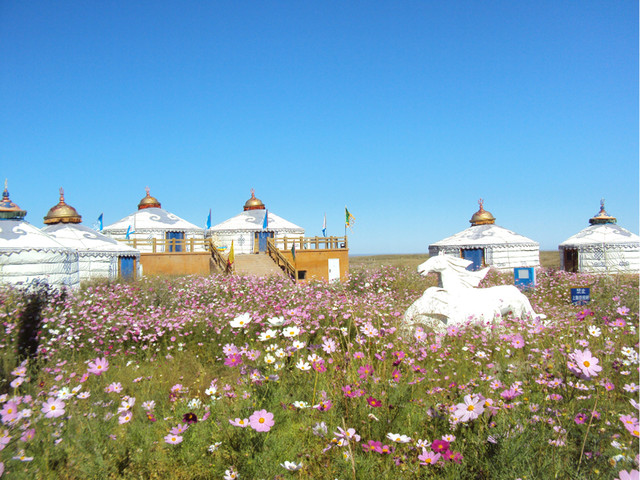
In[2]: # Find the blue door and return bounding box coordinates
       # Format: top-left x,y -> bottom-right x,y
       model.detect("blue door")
166,232 -> 185,252
120,256 -> 135,280
257,232 -> 274,252
462,249 -> 483,271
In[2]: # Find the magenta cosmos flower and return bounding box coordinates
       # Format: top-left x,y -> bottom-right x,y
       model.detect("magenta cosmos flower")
249,409 -> 274,432
87,357 -> 109,376
41,398 -> 65,418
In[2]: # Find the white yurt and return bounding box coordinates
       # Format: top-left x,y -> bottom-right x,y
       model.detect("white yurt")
559,200 -> 640,274
102,188 -> 205,253
429,200 -> 540,271
0,183 -> 80,289
207,190 -> 305,254
42,189 -> 141,281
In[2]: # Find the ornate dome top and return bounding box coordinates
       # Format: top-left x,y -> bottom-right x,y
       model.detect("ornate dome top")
243,189 -> 265,211
589,199 -> 616,225
0,179 -> 27,220
44,188 -> 82,224
138,187 -> 161,210
469,198 -> 496,226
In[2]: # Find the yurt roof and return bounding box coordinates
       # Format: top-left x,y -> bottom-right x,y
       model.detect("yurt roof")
430,224 -> 539,248
210,209 -> 304,233
103,208 -> 203,233
559,224 -> 640,248
560,201 -> 639,248
0,219 -> 77,253
43,223 -> 141,256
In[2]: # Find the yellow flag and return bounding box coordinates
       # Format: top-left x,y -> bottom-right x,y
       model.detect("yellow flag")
228,240 -> 235,265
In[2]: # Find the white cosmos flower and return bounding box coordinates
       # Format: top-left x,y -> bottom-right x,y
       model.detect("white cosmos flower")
587,326 -> 602,337
292,340 -> 306,350
267,316 -> 285,327
264,354 -> 276,365
281,461 -> 303,471
229,313 -> 251,329
282,326 -> 300,338
258,329 -> 278,342
296,360 -> 311,371
386,433 -> 412,443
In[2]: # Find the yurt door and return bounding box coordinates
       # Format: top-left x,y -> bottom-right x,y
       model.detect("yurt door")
564,249 -> 578,273
119,256 -> 136,280
256,232 -> 274,253
461,249 -> 484,271
166,232 -> 185,252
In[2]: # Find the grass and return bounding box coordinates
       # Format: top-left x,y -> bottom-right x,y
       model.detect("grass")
0,264 -> 636,479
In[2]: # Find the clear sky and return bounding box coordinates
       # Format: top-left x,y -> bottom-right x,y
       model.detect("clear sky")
1,1 -> 637,254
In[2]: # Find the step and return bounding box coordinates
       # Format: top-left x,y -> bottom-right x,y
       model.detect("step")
233,254 -> 285,277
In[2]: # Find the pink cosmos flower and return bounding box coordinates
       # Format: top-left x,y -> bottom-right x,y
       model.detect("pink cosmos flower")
0,401 -> 19,424
418,449 -> 441,465
248,409 -> 274,432
571,349 -> 602,379
454,394 -> 485,422
118,411 -> 133,424
362,440 -> 382,453
87,357 -> 109,376
41,398 -> 65,418
229,418 -> 249,427
164,433 -> 183,444
170,423 -> 189,435
617,470 -> 639,480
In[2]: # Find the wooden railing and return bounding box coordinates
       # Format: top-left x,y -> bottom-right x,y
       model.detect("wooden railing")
117,238 -> 210,253
207,238 -> 233,274
266,238 -> 296,282
273,236 -> 348,251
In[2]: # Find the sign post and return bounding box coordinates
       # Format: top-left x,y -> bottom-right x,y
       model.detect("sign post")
514,267 -> 535,289
570,287 -> 590,305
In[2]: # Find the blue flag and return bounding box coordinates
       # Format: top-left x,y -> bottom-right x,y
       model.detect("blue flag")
322,213 -> 327,237
98,213 -> 103,231
263,210 -> 269,229
206,209 -> 211,229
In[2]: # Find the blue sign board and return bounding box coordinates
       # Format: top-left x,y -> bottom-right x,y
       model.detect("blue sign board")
571,288 -> 590,305
514,267 -> 535,289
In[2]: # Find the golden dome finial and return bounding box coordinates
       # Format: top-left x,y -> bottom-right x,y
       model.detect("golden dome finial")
44,187 -> 82,224
470,198 -> 495,226
244,188 -> 265,211
138,187 -> 161,210
0,179 -> 27,220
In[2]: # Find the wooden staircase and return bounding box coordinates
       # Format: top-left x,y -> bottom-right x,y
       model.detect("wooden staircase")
233,254 -> 285,278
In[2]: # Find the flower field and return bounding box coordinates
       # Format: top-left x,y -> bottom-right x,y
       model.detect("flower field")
0,266 -> 637,479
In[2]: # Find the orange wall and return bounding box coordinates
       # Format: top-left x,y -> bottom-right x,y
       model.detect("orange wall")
140,252 -> 212,276
280,249 -> 349,282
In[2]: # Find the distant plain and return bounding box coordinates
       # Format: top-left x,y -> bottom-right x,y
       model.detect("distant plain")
350,251 -> 561,271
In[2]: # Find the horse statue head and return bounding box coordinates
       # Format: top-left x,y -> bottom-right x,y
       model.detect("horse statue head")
417,252 -> 490,290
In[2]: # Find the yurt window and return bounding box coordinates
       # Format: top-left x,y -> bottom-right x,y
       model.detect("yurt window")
461,248 -> 484,271
564,249 -> 578,273
165,232 -> 185,252
119,256 -> 136,280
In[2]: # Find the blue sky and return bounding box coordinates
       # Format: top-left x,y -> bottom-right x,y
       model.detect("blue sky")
1,1 -> 637,254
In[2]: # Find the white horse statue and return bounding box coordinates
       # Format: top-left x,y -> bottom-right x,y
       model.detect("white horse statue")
404,253 -> 545,333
